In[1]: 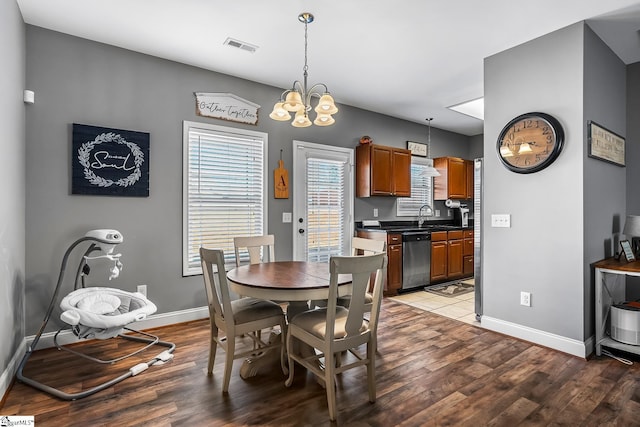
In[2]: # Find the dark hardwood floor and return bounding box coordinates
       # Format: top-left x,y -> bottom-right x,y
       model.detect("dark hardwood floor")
2,299 -> 640,426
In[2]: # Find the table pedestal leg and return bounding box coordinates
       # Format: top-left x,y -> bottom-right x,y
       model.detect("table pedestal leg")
238,301 -> 320,380
239,331 -> 283,379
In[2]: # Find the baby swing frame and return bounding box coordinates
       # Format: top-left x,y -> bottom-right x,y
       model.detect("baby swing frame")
16,230 -> 176,400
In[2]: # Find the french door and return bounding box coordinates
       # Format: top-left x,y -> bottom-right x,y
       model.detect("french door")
292,141 -> 353,262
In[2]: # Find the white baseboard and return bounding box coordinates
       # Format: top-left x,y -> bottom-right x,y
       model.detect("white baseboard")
0,306 -> 209,401
0,338 -> 27,405
481,315 -> 590,358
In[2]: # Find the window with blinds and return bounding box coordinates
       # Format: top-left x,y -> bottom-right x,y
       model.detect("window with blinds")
305,157 -> 346,262
396,156 -> 435,217
182,121 -> 267,276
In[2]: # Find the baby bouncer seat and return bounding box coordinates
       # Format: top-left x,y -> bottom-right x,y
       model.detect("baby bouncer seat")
16,229 -> 175,400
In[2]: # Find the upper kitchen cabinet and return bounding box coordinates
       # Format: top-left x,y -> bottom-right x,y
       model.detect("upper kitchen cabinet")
433,156 -> 473,200
356,144 -> 411,197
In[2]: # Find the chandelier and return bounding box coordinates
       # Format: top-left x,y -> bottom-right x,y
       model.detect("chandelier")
269,13 -> 338,127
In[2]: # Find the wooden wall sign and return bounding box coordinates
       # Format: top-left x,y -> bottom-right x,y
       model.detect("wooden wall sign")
194,92 -> 260,125
274,154 -> 289,199
72,123 -> 149,197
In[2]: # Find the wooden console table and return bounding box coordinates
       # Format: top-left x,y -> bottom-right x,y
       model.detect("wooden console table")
594,257 -> 640,356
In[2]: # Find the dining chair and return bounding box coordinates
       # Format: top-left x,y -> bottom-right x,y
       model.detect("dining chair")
233,235 -> 276,267
285,252 -> 387,421
199,247 -> 287,393
348,237 -> 386,307
351,236 -> 387,256
320,237 -> 386,310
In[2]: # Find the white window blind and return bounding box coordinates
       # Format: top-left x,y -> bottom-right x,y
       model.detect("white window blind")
182,121 -> 266,275
306,157 -> 346,262
396,157 -> 434,217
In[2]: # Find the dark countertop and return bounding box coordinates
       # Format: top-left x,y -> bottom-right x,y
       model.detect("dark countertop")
355,220 -> 473,233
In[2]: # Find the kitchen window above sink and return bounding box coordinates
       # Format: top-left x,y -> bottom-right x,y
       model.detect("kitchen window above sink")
397,157 -> 435,217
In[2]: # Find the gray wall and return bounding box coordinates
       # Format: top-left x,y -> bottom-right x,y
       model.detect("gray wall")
582,25 -> 627,338
625,62 -> 640,300
484,23 -> 586,342
468,134 -> 484,160
0,0 -> 26,388
484,22 -> 626,345
23,26 -> 475,335
627,62 -> 640,214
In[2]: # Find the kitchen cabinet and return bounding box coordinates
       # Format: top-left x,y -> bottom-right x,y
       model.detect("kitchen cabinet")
431,229 -> 474,283
356,144 -> 411,197
355,230 -> 403,296
463,229 -> 474,277
433,157 -> 473,200
447,230 -> 464,280
466,160 -> 473,200
386,236 -> 403,296
430,231 -> 448,282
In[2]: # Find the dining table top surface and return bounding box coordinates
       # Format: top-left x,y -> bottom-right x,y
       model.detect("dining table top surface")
226,260 -> 351,291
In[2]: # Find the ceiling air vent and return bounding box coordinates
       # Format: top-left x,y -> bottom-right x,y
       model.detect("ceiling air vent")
223,37 -> 258,53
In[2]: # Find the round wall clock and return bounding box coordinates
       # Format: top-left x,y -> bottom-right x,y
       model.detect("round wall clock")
496,112 -> 564,174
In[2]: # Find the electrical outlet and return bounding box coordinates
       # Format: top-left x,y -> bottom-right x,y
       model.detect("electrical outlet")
520,291 -> 531,307
282,212 -> 292,223
373,208 -> 378,217
137,285 -> 147,297
435,210 -> 440,217
447,209 -> 452,217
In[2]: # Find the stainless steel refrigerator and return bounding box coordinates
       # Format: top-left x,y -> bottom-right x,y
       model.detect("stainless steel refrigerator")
474,158 -> 483,320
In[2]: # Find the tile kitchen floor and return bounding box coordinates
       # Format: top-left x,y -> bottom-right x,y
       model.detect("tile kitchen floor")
389,279 -> 479,325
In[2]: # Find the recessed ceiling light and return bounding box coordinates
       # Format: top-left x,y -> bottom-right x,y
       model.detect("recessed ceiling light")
448,97 -> 484,120
223,37 -> 258,53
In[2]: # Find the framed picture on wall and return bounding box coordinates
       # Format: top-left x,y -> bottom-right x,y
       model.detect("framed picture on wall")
72,123 -> 150,197
588,120 -> 625,167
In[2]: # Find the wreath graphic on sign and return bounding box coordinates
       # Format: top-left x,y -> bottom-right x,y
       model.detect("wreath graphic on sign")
77,132 -> 144,187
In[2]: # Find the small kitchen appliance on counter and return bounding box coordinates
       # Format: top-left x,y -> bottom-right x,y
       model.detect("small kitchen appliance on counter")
611,301 -> 640,345
447,199 -> 469,228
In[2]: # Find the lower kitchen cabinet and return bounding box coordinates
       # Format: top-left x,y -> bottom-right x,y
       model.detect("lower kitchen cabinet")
463,230 -> 474,276
431,229 -> 473,284
386,238 -> 403,296
356,230 -> 402,296
431,232 -> 448,282
447,230 -> 464,280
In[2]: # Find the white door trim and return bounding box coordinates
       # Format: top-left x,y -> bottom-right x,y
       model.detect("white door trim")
292,140 -> 354,261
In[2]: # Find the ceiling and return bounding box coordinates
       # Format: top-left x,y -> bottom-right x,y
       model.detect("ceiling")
16,0 -> 640,136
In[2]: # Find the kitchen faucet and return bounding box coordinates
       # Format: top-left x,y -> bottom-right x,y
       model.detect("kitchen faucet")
418,204 -> 433,227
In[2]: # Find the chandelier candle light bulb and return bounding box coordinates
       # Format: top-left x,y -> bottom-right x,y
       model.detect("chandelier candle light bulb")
270,12 -> 338,127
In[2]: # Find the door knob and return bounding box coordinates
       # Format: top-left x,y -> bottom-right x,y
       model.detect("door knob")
298,228 -> 305,234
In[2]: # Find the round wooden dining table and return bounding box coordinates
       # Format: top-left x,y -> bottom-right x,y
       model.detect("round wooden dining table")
226,261 -> 352,379
227,260 -> 352,308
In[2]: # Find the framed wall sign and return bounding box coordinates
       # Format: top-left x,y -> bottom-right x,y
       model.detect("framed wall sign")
72,124 -> 150,197
407,141 -> 428,157
588,120 -> 625,167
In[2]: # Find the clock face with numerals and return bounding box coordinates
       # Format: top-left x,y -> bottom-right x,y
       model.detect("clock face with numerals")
497,112 -> 564,174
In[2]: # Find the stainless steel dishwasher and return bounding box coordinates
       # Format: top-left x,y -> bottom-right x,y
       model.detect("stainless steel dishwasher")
401,231 -> 431,291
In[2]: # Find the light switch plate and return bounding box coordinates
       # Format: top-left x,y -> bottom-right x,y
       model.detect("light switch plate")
491,214 -> 511,228
282,212 -> 292,223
